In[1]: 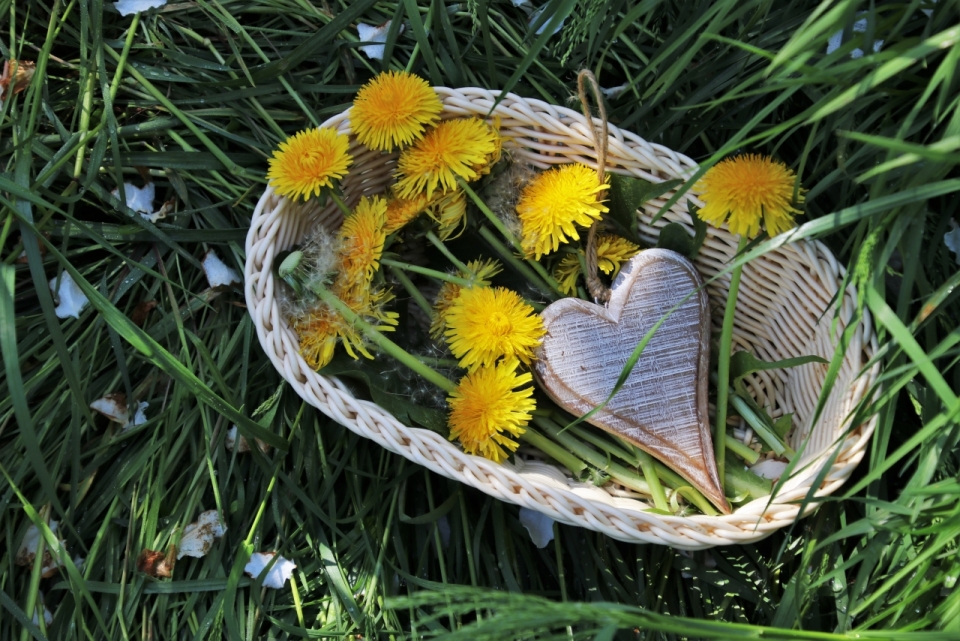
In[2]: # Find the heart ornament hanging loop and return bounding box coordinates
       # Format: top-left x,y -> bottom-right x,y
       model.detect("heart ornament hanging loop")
533,248 -> 731,514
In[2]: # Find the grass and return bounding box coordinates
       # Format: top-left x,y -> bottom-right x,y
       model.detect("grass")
1,0 -> 959,638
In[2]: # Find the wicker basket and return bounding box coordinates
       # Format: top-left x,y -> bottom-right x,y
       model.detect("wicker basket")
244,88 -> 879,549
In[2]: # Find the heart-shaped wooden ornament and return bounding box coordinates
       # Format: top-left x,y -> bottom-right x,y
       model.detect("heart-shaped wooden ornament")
533,249 -> 730,514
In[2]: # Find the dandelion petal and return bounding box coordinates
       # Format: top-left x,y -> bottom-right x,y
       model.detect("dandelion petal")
519,508 -> 555,548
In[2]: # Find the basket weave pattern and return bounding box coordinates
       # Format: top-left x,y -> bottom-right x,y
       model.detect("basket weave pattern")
245,88 -> 879,549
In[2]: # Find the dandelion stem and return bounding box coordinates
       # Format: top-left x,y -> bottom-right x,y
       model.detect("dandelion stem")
730,394 -> 795,459
635,450 -> 670,511
312,284 -> 457,393
382,257 -> 476,287
478,226 -> 558,300
328,190 -> 354,218
425,230 -> 471,274
646,460 -> 720,516
388,265 -> 433,316
458,178 -> 565,297
723,455 -> 773,500
715,235 -> 748,491
519,428 -> 588,477
725,431 -> 761,465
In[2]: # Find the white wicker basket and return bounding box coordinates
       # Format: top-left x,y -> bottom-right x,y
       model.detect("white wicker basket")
244,88 -> 879,549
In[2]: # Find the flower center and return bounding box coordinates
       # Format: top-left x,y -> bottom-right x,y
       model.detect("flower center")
488,311 -> 513,337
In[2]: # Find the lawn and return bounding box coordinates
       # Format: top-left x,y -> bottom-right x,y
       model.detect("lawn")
1,0 -> 959,639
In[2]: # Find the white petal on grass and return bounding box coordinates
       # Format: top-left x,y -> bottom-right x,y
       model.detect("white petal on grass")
826,16 -> 883,59
944,221 -> 960,264
111,182 -> 173,222
48,272 -> 88,319
16,522 -> 64,577
529,5 -> 565,36
357,22 -> 395,60
114,0 -> 167,16
601,84 -> 629,100
244,552 -> 297,588
202,250 -> 242,288
32,592 -> 53,627
519,507 -> 555,548
225,425 -> 271,454
89,394 -> 149,429
750,459 -> 789,481
177,510 -> 227,559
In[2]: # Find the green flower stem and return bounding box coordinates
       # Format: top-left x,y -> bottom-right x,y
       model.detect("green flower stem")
425,230 -> 471,274
520,428 -> 588,477
647,461 -> 720,516
381,257 -> 476,287
730,394 -> 795,459
478,226 -> 558,300
458,178 -> 565,297
635,450 -> 670,512
328,189 -> 354,218
566,424 -> 639,466
312,284 -> 457,394
724,455 -> 773,500
534,417 -> 654,498
388,265 -> 433,316
725,432 -> 761,465
715,234 -> 749,491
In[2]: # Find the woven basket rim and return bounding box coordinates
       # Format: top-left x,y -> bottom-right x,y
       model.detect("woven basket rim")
244,87 -> 880,549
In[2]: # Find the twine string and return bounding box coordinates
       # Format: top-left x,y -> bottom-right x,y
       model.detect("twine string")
577,69 -> 611,304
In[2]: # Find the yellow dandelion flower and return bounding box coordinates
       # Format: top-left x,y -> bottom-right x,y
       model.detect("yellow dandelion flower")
395,118 -> 500,199
447,359 -> 535,463
696,154 -> 803,238
350,71 -> 443,152
430,259 -> 502,339
551,235 -> 639,296
554,253 -> 582,296
337,195 -> 387,289
516,163 -> 609,260
267,128 -> 352,201
431,190 -> 467,241
444,286 -> 545,371
295,285 -> 398,370
595,234 -> 640,275
384,192 -> 431,235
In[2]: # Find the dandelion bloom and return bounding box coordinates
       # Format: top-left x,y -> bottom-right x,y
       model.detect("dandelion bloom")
696,154 -> 803,238
430,259 -> 502,339
395,118 -> 500,199
337,195 -> 387,289
267,128 -> 352,200
444,286 -> 545,371
430,190 -> 467,240
447,359 -> 535,463
295,286 -> 398,369
351,71 -> 443,151
552,235 -> 639,296
384,192 -> 431,234
516,163 -> 609,260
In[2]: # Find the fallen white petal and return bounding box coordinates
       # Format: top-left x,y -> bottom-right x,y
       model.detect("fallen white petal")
49,272 -> 88,319
519,507 -> 555,548
114,0 -> 167,16
826,16 -> 883,58
357,22 -> 392,60
16,522 -> 64,577
225,425 -> 270,454
529,6 -> 565,36
244,552 -> 296,589
115,182 -> 155,214
90,395 -> 148,429
601,84 -> 629,100
126,401 -> 149,430
31,592 -> 53,627
945,222 -> 960,264
750,459 -> 789,481
177,510 -> 226,559
202,250 -> 241,288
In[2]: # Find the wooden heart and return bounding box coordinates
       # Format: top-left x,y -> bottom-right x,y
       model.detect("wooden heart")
533,249 -> 730,514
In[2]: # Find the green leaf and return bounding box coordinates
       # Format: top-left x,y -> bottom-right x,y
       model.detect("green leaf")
606,176 -> 683,245
729,351 -> 828,381
655,222 -> 694,257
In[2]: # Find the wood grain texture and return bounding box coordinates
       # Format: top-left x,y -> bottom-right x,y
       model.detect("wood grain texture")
533,249 -> 730,514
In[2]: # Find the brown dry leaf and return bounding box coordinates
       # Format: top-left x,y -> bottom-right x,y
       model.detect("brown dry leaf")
0,59 -> 35,104
137,545 -> 176,578
130,300 -> 157,326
